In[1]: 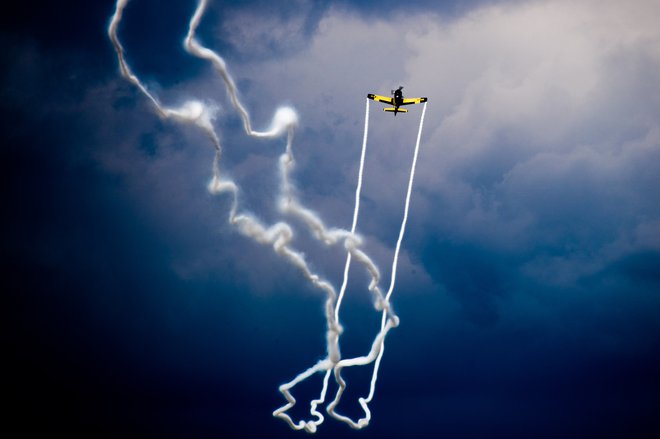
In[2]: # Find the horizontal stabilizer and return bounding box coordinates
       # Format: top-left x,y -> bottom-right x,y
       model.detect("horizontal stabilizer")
384,107 -> 408,113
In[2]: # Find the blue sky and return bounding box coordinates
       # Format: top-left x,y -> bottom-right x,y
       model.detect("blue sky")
3,0 -> 660,437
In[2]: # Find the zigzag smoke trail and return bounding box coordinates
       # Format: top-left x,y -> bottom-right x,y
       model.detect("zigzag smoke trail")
109,0 -> 427,432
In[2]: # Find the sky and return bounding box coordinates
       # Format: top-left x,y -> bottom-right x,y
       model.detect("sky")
3,0 -> 660,437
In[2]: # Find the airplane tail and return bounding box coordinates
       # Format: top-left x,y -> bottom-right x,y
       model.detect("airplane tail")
384,107 -> 407,113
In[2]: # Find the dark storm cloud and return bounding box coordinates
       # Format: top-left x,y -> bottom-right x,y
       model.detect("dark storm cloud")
215,3 -> 660,433
3,0 -> 660,437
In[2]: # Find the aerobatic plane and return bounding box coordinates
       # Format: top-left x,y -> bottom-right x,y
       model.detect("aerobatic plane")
367,86 -> 427,116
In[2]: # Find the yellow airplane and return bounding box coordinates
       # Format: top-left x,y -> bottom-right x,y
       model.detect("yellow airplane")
367,86 -> 427,116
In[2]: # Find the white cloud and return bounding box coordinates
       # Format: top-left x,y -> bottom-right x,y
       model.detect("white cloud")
218,0 -> 312,57
218,0 -> 660,285
102,0 -> 660,290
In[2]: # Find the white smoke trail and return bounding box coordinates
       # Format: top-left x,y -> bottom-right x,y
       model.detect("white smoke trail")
109,0 -> 425,432
327,102 -> 427,428
336,98 -> 371,323
272,98 -> 373,433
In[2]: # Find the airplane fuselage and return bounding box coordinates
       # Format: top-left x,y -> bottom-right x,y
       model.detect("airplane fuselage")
393,89 -> 404,106
392,88 -> 404,115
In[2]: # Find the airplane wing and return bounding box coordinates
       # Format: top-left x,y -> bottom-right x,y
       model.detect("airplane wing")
400,97 -> 428,105
367,94 -> 395,105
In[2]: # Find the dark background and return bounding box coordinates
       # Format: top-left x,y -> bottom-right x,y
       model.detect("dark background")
3,1 -> 659,437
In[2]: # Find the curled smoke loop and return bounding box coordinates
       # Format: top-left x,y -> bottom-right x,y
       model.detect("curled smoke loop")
109,0 -> 427,432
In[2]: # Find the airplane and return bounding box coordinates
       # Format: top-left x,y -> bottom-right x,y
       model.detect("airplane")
367,86 -> 427,116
